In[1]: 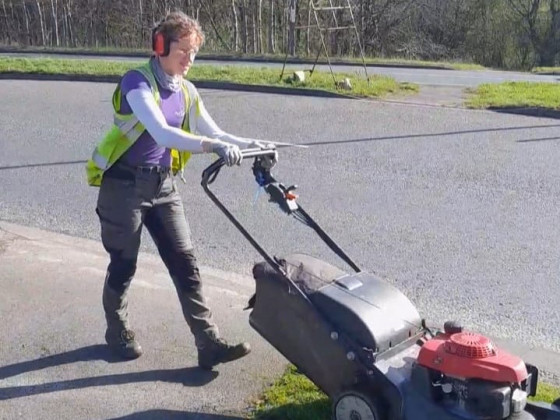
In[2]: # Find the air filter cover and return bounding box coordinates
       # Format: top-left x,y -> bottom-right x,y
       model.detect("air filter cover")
445,332 -> 496,359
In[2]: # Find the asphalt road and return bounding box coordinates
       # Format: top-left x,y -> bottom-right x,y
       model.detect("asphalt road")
3,51 -> 560,87
2,80 -> 560,355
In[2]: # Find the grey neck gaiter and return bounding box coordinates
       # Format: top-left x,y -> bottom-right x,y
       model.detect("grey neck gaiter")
150,57 -> 182,92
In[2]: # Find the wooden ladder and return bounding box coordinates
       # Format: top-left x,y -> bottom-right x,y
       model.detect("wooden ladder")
281,0 -> 370,87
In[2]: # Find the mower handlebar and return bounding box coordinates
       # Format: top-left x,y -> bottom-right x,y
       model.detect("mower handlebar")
201,148 -> 277,188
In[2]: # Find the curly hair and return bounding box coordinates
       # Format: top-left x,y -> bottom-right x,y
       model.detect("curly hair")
155,11 -> 205,46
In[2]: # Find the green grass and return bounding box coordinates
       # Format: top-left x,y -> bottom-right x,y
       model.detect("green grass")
532,66 -> 560,75
250,366 -> 330,420
0,44 -> 150,55
0,57 -> 418,99
1,44 -> 485,70
530,382 -> 560,404
0,56 -> 142,76
465,81 -> 560,110
193,64 -> 419,97
251,365 -> 560,420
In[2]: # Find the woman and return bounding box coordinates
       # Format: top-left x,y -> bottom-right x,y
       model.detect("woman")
85,11 -> 275,369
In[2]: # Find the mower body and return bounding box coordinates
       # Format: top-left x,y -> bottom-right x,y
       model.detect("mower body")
249,254 -> 560,420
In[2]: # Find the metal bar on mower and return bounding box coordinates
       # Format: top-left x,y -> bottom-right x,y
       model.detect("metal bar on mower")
296,205 -> 361,273
201,149 -> 282,276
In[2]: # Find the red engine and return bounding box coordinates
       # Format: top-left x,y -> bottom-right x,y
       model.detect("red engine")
418,331 -> 528,383
410,324 -> 533,419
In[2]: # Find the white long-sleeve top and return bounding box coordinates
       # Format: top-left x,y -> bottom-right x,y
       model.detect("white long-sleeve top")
125,80 -> 254,153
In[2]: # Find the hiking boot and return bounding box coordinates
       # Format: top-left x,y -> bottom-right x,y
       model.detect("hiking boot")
198,338 -> 251,370
105,328 -> 143,360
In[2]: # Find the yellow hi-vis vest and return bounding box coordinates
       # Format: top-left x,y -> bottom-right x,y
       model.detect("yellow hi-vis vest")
85,62 -> 199,187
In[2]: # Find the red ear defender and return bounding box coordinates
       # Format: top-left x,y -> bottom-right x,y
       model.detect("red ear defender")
153,32 -> 165,56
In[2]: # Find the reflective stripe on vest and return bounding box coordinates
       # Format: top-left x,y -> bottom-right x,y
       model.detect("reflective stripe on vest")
91,149 -> 109,170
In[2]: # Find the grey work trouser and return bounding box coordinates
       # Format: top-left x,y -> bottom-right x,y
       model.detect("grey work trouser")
96,162 -> 219,347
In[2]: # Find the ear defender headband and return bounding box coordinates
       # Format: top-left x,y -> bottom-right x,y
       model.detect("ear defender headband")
152,22 -> 171,57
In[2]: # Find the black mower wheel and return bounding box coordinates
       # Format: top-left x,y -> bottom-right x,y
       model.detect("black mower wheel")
332,390 -> 384,420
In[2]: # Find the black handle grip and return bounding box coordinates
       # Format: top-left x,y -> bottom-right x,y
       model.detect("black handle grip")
201,148 -> 278,188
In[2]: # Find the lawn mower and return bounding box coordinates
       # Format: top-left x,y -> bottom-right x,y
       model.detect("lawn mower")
201,148 -> 560,420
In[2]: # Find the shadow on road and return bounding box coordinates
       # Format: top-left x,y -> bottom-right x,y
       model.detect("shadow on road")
108,410 -> 245,420
517,136 -> 560,143
488,107 -> 560,121
0,344 -> 115,380
302,123 -> 560,147
0,345 -> 218,401
1,122 -> 560,173
0,159 -> 86,170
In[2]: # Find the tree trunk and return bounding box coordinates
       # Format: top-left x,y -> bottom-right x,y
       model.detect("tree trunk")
91,8 -> 95,46
66,0 -> 74,47
241,0 -> 248,53
288,0 -> 296,55
252,0 -> 256,53
9,0 -> 19,44
138,0 -> 143,46
280,0 -> 286,53
22,0 -> 30,45
306,1 -> 311,55
36,0 -> 46,46
2,0 -> 9,44
60,0 -> 66,45
51,0 -> 60,46
360,0 -> 365,56
267,0 -> 274,53
257,0 -> 263,54
231,0 -> 239,51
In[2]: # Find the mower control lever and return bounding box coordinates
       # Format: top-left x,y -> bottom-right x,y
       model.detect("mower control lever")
265,182 -> 299,214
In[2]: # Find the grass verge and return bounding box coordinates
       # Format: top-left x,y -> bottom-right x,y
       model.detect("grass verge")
251,365 -> 560,420
354,56 -> 484,71
532,382 -> 560,404
0,45 -> 485,70
532,67 -> 560,75
251,366 -> 330,420
0,57 -> 418,99
465,81 -> 560,111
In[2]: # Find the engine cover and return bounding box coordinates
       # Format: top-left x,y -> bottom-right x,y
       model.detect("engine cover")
410,363 -> 525,419
417,331 -> 528,383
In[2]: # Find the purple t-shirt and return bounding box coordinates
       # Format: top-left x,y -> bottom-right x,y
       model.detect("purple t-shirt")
118,70 -> 185,167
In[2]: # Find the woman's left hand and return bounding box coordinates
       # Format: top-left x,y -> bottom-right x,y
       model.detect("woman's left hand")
246,140 -> 278,169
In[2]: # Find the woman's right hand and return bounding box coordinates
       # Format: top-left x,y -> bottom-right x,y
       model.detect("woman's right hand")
211,142 -> 243,166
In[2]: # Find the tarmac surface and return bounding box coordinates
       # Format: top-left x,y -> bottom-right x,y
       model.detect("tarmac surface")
2,221 -> 560,420
0,222 -> 286,420
2,69 -> 560,419
3,80 -> 560,352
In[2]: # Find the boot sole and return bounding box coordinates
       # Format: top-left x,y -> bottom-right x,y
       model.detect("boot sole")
198,348 -> 251,370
